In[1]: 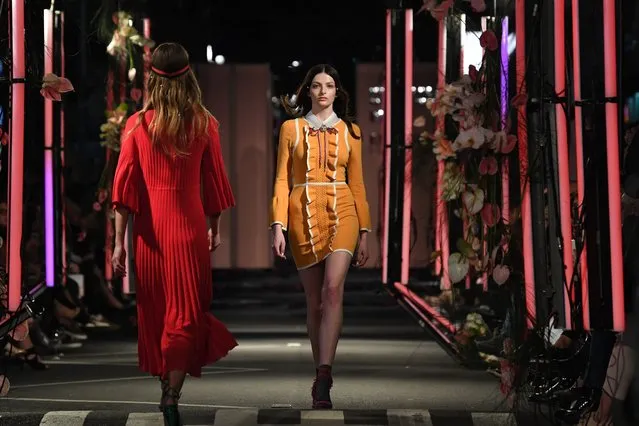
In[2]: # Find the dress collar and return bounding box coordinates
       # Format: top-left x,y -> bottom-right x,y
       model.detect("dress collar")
304,111 -> 340,130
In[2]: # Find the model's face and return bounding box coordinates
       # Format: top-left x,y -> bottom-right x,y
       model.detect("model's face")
309,72 -> 336,109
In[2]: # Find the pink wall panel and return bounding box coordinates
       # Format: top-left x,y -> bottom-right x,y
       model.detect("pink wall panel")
195,64 -> 272,269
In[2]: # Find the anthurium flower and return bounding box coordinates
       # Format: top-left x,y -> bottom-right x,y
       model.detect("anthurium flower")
40,73 -> 74,101
448,252 -> 470,283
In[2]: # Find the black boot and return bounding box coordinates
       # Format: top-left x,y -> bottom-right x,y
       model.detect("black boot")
555,387 -> 601,425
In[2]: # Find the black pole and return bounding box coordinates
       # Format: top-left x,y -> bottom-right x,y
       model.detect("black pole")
581,1 -> 613,331
526,0 -> 551,324
53,11 -> 63,284
384,0 -> 408,287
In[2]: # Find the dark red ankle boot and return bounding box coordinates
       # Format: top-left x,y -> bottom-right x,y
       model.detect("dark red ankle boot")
312,365 -> 333,409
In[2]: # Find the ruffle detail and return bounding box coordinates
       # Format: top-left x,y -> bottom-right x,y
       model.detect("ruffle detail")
326,183 -> 338,251
302,126 -> 320,263
111,159 -> 140,214
325,131 -> 339,182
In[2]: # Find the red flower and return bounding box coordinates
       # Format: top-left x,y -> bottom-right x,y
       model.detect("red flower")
480,30 -> 498,51
479,156 -> 498,175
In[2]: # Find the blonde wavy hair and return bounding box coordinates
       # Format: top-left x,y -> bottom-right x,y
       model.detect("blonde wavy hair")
136,42 -> 211,156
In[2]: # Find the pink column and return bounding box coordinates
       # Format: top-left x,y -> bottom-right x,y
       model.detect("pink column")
8,0 -> 26,310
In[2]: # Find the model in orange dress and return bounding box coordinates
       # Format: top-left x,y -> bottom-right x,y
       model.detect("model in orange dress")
270,64 -> 371,409
111,43 -> 237,426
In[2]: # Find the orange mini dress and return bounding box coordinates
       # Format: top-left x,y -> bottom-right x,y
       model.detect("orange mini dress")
270,112 -> 372,270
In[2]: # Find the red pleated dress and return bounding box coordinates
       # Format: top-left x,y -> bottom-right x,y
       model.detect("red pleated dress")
111,110 -> 237,378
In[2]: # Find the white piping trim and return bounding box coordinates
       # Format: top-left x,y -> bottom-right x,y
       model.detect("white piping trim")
269,221 -> 287,231
296,248 -> 354,271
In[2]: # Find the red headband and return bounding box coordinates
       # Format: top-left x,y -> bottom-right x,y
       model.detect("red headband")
151,65 -> 190,78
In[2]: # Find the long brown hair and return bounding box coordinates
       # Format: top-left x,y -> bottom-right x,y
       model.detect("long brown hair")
136,42 -> 211,156
281,64 -> 360,140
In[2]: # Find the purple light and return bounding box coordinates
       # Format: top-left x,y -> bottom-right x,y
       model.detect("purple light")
501,17 -> 509,125
44,152 -> 54,287
44,9 -> 55,287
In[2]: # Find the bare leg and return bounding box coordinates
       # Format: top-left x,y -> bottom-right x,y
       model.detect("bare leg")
318,252 -> 351,366
160,370 -> 186,425
299,264 -> 324,367
580,343 -> 636,426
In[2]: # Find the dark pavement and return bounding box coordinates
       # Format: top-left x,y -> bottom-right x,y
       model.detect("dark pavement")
0,273 -> 550,425
0,313 -> 548,425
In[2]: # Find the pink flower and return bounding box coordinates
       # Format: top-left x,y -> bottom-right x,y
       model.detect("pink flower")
481,203 -> 501,227
421,0 -> 454,21
92,202 -> 102,212
40,73 -> 74,101
492,264 -> 510,285
471,0 -> 487,12
480,30 -> 498,51
469,65 -> 479,82
479,156 -> 498,175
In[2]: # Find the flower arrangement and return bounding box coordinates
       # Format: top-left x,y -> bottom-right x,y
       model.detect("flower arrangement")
106,11 -> 155,82
420,2 -> 526,288
99,102 -> 129,152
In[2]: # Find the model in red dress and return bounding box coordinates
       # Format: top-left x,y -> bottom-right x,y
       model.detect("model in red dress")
111,43 -> 237,426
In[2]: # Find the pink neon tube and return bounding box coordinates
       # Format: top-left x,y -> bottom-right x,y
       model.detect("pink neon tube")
516,0 -> 536,327
8,0 -> 26,309
603,0 -> 625,331
436,19 -> 449,288
571,0 -> 589,329
143,18 -> 151,93
401,9 -> 413,284
60,11 -> 67,283
554,0 -> 574,328
44,9 -> 55,288
382,11 -> 391,284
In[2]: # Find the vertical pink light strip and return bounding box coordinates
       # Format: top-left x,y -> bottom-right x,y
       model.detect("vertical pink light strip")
571,0 -> 589,329
603,0 -> 625,331
60,11 -> 67,284
143,18 -> 151,92
436,19 -> 450,289
554,0 -> 574,329
516,0 -> 536,327
8,0 -> 26,309
501,17 -> 510,225
401,9 -> 413,284
43,9 -> 55,288
382,10 -> 391,284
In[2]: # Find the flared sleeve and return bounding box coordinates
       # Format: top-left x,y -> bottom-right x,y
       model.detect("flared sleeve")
201,117 -> 235,216
347,124 -> 372,232
270,120 -> 293,230
112,115 -> 141,214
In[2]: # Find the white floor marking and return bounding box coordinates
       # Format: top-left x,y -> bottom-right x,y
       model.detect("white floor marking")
124,412 -> 165,426
386,409 -> 434,426
39,411 -> 91,426
3,397 -> 252,409
11,368 -> 267,389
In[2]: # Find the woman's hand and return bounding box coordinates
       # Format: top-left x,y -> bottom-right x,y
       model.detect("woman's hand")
111,244 -> 127,277
271,224 -> 286,259
208,228 -> 221,252
353,232 -> 369,267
